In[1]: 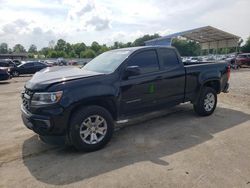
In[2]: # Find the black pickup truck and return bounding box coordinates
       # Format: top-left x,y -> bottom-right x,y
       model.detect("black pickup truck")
21,46 -> 230,151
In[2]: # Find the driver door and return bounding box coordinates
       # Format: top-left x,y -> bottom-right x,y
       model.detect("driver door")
119,50 -> 161,116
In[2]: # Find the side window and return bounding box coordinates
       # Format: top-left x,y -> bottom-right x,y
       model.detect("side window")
127,50 -> 159,74
35,62 -> 44,66
159,48 -> 179,69
23,63 -> 34,68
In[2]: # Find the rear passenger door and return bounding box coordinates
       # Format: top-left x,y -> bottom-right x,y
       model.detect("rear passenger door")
120,50 -> 161,116
156,48 -> 186,105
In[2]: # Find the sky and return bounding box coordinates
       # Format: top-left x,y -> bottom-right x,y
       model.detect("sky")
0,0 -> 249,49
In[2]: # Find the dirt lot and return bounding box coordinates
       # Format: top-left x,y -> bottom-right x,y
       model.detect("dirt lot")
0,70 -> 250,188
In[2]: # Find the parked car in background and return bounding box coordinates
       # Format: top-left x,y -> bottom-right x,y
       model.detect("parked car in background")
44,60 -> 57,66
12,59 -> 23,66
184,57 -> 202,64
11,61 -> 48,77
0,60 -> 16,74
68,60 -> 79,66
0,68 -> 11,81
236,53 -> 250,67
0,61 -> 12,70
1,59 -> 16,68
225,57 -> 238,69
57,58 -> 67,66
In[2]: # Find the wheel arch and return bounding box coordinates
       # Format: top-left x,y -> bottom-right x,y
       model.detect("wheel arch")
68,96 -> 118,125
202,80 -> 221,93
192,79 -> 220,104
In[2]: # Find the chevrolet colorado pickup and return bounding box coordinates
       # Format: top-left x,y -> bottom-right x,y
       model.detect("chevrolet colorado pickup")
21,46 -> 230,151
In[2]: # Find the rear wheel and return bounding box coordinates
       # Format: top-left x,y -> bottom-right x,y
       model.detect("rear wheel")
193,87 -> 217,116
69,105 -> 114,152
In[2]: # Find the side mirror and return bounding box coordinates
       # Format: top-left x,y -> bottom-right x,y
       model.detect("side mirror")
124,66 -> 140,79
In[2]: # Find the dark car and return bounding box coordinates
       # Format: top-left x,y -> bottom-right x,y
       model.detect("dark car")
21,46 -> 230,152
0,59 -> 16,68
12,59 -> 23,66
0,61 -> 11,69
236,53 -> 250,67
0,68 -> 11,81
0,60 -> 16,74
57,58 -> 67,66
68,60 -> 79,66
11,61 -> 48,77
44,60 -> 57,67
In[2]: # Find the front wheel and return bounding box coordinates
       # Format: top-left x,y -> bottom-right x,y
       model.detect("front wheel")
69,105 -> 114,152
193,87 -> 217,116
12,71 -> 19,77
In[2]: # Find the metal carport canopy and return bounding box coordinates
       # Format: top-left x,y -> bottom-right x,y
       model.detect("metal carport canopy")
145,26 -> 240,50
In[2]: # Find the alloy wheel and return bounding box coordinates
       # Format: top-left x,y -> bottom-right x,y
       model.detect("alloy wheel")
204,93 -> 215,112
79,115 -> 107,144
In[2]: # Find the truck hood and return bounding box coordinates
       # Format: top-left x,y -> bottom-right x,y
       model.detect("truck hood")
25,66 -> 103,90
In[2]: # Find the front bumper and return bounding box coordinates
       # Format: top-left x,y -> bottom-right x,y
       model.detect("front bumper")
222,83 -> 229,93
21,105 -> 52,135
21,105 -> 68,136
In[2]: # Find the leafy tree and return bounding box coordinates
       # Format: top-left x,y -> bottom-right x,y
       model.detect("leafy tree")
55,39 -> 67,51
65,43 -> 72,55
68,51 -> 77,58
28,53 -> 35,58
91,41 -> 101,53
72,43 -> 86,58
98,44 -> 109,54
126,42 -> 133,47
172,38 -> 201,56
57,51 -> 67,58
112,41 -> 119,49
28,44 -> 37,53
8,48 -> 12,54
110,41 -> 128,49
48,50 -> 58,58
133,34 -> 160,46
0,43 -> 8,54
41,47 -> 50,57
81,49 -> 96,58
13,44 -> 26,53
241,36 -> 250,53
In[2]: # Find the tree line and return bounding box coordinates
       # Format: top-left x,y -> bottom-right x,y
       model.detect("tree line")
0,34 -> 250,58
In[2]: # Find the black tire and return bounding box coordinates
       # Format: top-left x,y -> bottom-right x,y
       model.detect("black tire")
69,105 -> 114,152
193,87 -> 217,116
12,71 -> 19,77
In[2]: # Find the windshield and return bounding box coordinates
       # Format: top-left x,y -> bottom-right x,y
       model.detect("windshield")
83,50 -> 131,73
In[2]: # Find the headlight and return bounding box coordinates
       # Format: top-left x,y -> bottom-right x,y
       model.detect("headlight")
31,91 -> 63,105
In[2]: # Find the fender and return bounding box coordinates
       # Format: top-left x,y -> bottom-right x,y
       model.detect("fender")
192,70 -> 221,104
198,69 -> 221,86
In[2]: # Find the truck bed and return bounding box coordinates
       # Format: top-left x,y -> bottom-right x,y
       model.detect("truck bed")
183,61 -> 229,102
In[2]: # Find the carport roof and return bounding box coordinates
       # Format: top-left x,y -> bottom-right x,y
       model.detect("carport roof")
145,26 -> 240,49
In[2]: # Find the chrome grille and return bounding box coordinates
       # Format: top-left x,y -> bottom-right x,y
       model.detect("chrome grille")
22,89 -> 33,110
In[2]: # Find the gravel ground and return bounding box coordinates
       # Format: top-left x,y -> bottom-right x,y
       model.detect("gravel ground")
0,69 -> 250,188
219,69 -> 250,109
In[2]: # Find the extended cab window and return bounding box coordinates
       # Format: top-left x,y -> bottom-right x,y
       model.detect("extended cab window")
127,50 -> 159,74
159,48 -> 179,69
